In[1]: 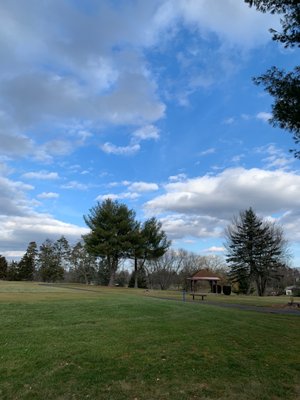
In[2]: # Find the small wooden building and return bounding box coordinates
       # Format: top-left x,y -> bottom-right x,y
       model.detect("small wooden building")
187,269 -> 222,293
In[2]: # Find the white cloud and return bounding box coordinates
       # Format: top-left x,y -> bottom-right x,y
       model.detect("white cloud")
0,0 -> 277,136
128,182 -> 159,192
159,214 -> 225,240
176,0 -> 280,48
0,176 -> 34,216
203,246 -> 225,253
0,214 -> 88,254
0,131 -> 34,157
1,250 -> 26,260
148,168 -> 300,217
231,154 -> 245,163
241,113 -> 251,121
146,167 -> 300,242
77,130 -> 93,144
96,192 -> 140,202
96,180 -> 159,201
37,192 -> 59,199
0,2 -> 167,160
101,142 -> 140,156
43,140 -> 74,156
168,173 -> 187,182
0,162 -> 13,176
101,124 -> 160,157
223,117 -> 235,125
279,211 -> 300,242
22,171 -> 59,180
61,181 -> 89,191
132,125 -> 160,141
0,174 -> 87,254
256,112 -> 272,122
199,148 -> 216,156
256,144 -> 294,169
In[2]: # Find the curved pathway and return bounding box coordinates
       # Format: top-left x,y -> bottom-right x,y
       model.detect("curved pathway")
152,296 -> 300,316
199,300 -> 300,316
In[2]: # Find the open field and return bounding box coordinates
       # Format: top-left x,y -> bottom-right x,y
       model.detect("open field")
0,281 -> 299,400
145,288 -> 300,308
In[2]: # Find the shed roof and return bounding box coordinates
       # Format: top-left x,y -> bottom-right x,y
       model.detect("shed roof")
187,269 -> 221,281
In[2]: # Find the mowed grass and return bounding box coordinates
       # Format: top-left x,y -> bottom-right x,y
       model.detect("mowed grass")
145,288 -> 300,308
0,282 -> 299,400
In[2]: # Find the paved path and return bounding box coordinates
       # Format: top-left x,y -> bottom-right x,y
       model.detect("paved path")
152,296 -> 300,316
199,300 -> 300,316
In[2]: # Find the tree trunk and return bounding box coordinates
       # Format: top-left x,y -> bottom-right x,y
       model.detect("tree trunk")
134,257 -> 138,288
256,275 -> 267,296
108,270 -> 115,286
108,257 -> 118,286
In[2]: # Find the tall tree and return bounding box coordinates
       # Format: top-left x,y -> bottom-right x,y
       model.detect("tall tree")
245,0 -> 300,156
70,241 -> 97,284
6,261 -> 20,281
38,239 -> 65,282
83,199 -> 137,286
131,217 -> 170,288
54,236 -> 71,272
0,255 -> 8,280
225,208 -> 289,296
18,241 -> 37,281
145,249 -> 183,290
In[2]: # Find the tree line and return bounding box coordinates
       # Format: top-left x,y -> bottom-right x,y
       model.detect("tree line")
0,237 -> 228,289
0,200 -> 298,295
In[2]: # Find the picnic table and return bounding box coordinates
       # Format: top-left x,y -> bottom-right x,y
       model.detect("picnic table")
190,293 -> 207,301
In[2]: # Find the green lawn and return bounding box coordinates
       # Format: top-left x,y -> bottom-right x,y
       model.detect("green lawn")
145,288 -> 300,307
0,282 -> 299,400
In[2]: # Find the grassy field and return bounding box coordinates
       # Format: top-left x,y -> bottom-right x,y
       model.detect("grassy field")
145,288 -> 300,308
0,282 -> 299,400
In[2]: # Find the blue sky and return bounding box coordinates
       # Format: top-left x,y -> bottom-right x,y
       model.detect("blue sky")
1,0 -> 300,266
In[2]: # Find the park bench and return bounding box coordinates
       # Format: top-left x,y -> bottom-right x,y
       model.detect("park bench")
190,293 -> 207,301
288,301 -> 300,308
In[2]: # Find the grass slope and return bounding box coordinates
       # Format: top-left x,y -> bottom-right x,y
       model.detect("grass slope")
0,282 -> 299,400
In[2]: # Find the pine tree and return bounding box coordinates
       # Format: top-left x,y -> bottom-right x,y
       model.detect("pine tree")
245,0 -> 300,156
225,208 -> 288,296
18,241 -> 37,281
70,241 -> 97,284
38,239 -> 64,282
128,268 -> 148,289
130,217 -> 170,288
83,199 -> 137,286
0,255 -> 8,280
6,261 -> 20,281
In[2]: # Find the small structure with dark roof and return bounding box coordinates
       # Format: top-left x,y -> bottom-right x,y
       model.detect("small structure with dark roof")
187,269 -> 222,293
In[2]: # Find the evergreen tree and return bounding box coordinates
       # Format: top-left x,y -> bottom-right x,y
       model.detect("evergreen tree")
225,208 -> 288,296
128,268 -> 148,289
38,239 -> 64,282
245,0 -> 300,156
0,255 -> 8,280
70,241 -> 97,284
6,261 -> 20,281
83,199 -> 137,286
97,259 -> 111,286
54,236 -> 71,272
18,241 -> 37,281
131,217 -> 170,288
115,269 -> 130,287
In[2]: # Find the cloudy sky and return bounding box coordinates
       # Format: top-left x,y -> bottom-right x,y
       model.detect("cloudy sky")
1,0 -> 299,266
